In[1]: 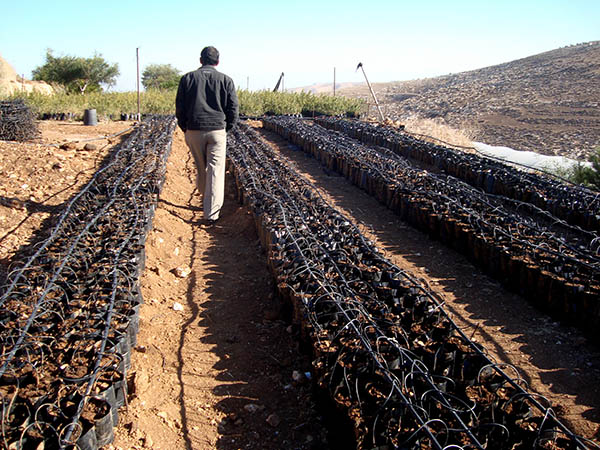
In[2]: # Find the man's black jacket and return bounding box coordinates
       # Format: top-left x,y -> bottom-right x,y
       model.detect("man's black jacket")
175,65 -> 238,132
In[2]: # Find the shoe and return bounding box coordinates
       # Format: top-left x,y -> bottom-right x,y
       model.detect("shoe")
200,218 -> 219,228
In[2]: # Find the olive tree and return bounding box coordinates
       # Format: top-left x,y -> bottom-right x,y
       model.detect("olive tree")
32,49 -> 119,94
141,64 -> 181,91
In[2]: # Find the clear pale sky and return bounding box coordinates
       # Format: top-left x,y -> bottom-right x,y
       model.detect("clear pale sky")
1,0 -> 598,92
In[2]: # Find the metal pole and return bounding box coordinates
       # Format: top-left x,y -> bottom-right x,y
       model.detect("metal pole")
333,67 -> 336,96
356,62 -> 385,122
136,47 -> 140,122
247,76 -> 249,91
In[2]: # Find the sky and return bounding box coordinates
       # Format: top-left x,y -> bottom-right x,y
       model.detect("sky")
1,0 -> 599,92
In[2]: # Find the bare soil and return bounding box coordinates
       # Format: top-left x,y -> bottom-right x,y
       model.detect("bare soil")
1,120 -> 599,449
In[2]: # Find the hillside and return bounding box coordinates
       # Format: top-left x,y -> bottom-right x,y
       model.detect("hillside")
338,41 -> 600,160
0,54 -> 53,96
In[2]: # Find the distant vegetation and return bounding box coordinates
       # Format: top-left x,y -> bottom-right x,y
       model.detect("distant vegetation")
10,49 -> 362,118
237,90 -> 363,117
141,64 -> 181,91
32,50 -> 119,95
6,91 -> 171,118
5,90 -> 365,119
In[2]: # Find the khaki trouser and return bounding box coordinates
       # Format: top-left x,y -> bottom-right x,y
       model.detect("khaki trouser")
184,129 -> 227,221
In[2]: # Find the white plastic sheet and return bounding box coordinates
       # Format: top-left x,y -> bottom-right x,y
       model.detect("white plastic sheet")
473,142 -> 591,172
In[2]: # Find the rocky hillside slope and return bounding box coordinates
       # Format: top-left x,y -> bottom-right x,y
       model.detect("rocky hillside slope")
0,54 -> 53,96
339,41 -> 600,160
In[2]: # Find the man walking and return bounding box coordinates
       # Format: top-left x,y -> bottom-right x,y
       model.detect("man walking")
176,46 -> 238,225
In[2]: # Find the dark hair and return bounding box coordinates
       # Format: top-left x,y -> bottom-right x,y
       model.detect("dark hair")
200,46 -> 219,65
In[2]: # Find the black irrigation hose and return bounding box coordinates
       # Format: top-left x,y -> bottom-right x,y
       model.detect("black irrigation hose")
272,117 -> 598,261
422,175 -> 599,271
263,116 -> 600,342
0,99 -> 40,142
402,126 -> 591,190
315,116 -> 600,232
272,177 -> 485,447
238,123 -> 580,446
227,122 -> 597,449
277,116 -> 600,263
395,127 -> 584,188
62,173 -> 149,447
0,123 -> 154,303
0,115 -> 176,449
232,128 -> 453,447
0,165 -> 141,377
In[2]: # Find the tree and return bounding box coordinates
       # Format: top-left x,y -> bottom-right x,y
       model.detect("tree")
32,50 -> 119,94
75,53 -> 119,94
141,64 -> 181,91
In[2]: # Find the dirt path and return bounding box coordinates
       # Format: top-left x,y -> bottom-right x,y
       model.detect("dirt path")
111,128 -> 325,450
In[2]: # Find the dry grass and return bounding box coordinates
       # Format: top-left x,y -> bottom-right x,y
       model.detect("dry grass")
401,116 -> 476,151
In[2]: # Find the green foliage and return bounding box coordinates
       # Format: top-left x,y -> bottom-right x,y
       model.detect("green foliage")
5,91 -> 166,119
237,90 -> 364,117
574,147 -> 600,189
142,64 -> 181,91
236,90 -> 264,116
32,49 -> 119,94
5,89 -> 364,121
553,146 -> 600,190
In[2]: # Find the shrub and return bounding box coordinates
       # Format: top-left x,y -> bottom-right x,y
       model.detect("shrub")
572,147 -> 600,189
4,90 -> 365,120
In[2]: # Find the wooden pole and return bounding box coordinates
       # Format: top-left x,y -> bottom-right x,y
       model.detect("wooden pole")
136,47 -> 141,122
